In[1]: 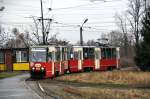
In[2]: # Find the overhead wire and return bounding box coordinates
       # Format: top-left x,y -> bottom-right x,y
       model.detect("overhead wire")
1,0 -> 123,18
1,0 -> 127,34
51,0 -> 121,10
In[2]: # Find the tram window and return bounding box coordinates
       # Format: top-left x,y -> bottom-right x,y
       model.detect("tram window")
74,52 -> 78,60
51,52 -> 56,61
83,48 -> 88,59
101,48 -> 111,59
62,48 -> 66,61
48,52 -> 52,61
83,48 -> 94,59
48,51 -> 56,61
15,51 -> 28,62
56,48 -> 61,61
0,52 -> 4,63
68,48 -> 73,59
106,48 -> 111,59
101,48 -> 106,59
112,48 -> 116,58
64,52 -> 67,60
84,52 -> 88,59
89,48 -> 94,59
56,52 -> 60,61
30,48 -> 47,62
68,51 -> 72,59
70,53 -> 73,59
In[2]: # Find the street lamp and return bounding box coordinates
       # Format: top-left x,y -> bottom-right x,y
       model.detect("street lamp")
80,18 -> 88,46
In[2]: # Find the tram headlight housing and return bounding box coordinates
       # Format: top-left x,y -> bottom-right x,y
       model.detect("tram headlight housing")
41,67 -> 45,71
32,67 -> 35,71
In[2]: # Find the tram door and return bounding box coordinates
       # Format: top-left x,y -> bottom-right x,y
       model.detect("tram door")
77,48 -> 83,70
95,48 -> 101,70
116,47 -> 120,69
48,47 -> 56,76
5,50 -> 12,71
73,47 -> 83,71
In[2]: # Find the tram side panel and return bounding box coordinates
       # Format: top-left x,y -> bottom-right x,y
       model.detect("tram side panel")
54,61 -> 61,76
68,47 -> 83,73
59,47 -> 67,75
61,47 -> 68,73
54,47 -> 64,75
82,47 -> 95,71
100,47 -> 120,71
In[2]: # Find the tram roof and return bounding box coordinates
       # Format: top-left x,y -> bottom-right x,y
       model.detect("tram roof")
30,45 -> 119,49
30,45 -> 67,48
71,45 -> 119,48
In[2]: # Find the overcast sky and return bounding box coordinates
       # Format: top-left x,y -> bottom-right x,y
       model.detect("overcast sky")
0,0 -> 128,43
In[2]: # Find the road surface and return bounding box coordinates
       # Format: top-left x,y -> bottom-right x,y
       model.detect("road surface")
0,74 -> 41,99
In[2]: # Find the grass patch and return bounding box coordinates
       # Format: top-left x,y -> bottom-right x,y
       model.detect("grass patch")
40,71 -> 150,99
56,71 -> 150,88
63,87 -> 150,99
0,72 -> 22,79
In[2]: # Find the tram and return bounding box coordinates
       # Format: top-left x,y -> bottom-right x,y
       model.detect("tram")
29,45 -> 120,78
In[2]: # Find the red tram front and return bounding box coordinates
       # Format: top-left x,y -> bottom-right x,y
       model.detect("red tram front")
29,46 -> 69,78
30,46 -> 55,78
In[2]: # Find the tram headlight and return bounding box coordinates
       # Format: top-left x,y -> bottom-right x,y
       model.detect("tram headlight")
41,67 -> 45,71
32,67 -> 35,71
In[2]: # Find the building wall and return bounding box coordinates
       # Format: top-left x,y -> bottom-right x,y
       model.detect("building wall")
0,48 -> 30,71
0,64 -> 6,71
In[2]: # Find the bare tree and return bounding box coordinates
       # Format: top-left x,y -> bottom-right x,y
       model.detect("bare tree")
29,16 -> 53,45
30,16 -> 42,45
108,30 -> 124,46
48,33 -> 69,45
11,28 -> 29,48
0,26 -> 7,47
86,40 -> 96,46
115,13 -> 129,56
127,0 -> 144,49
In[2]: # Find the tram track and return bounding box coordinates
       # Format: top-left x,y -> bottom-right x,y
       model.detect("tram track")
26,73 -> 150,99
26,78 -> 62,99
36,80 -> 62,99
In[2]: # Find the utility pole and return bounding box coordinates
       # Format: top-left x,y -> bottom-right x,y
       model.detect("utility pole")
80,18 -> 88,46
80,27 -> 83,46
40,0 -> 46,45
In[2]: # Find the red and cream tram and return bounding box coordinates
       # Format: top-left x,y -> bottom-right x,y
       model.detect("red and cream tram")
29,45 -> 120,78
68,46 -> 120,72
30,46 -> 69,78
100,47 -> 120,70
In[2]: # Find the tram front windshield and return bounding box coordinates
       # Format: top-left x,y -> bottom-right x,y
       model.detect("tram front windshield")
30,48 -> 47,62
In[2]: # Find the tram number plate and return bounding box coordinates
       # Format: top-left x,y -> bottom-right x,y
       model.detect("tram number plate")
36,67 -> 40,70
